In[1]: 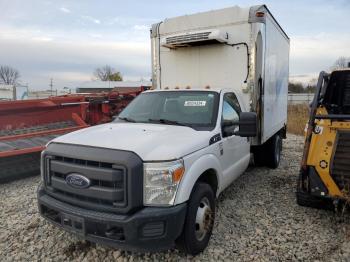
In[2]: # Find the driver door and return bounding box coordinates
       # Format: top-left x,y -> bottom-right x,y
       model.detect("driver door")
219,92 -> 250,187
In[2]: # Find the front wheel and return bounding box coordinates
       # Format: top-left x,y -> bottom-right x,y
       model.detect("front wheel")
176,182 -> 215,255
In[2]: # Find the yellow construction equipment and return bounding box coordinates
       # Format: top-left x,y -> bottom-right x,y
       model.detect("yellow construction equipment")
297,68 -> 350,211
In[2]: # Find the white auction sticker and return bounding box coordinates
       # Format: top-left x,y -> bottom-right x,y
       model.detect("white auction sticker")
184,101 -> 207,107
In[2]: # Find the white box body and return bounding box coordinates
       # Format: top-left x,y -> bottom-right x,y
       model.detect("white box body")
151,5 -> 290,144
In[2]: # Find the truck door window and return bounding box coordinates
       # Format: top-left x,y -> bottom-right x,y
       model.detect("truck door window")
222,101 -> 239,123
222,93 -> 241,135
224,93 -> 241,113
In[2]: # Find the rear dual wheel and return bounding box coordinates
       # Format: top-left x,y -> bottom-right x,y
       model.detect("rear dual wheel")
253,133 -> 282,169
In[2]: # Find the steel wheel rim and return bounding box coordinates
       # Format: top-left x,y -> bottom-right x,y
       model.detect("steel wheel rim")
195,197 -> 212,241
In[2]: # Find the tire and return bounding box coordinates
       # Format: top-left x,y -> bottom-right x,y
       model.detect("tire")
265,134 -> 282,169
176,182 -> 215,255
253,134 -> 282,168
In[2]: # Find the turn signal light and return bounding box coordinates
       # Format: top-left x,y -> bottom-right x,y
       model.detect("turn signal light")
172,166 -> 185,182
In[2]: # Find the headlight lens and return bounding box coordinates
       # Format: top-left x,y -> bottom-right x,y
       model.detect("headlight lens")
143,159 -> 185,206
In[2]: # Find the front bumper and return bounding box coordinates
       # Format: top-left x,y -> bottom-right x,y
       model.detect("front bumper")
37,186 -> 187,252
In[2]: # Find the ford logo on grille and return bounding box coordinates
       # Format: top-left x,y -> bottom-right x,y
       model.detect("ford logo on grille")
66,173 -> 91,189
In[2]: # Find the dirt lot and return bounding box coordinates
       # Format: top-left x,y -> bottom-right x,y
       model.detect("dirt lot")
1,134 -> 349,261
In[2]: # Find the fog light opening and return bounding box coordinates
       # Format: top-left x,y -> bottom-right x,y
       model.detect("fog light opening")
105,227 -> 125,240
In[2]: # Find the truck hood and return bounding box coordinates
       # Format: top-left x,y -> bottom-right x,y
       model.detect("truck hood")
51,123 -> 212,161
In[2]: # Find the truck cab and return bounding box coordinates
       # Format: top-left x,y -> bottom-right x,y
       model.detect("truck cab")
38,88 -> 256,254
38,5 -> 289,255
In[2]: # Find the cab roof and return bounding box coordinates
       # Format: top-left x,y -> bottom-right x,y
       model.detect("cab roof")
145,88 -> 221,94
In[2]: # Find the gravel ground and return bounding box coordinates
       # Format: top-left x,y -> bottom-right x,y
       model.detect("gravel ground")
1,134 -> 349,261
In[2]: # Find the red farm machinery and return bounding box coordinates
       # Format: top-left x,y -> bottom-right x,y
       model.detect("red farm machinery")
0,90 -> 142,182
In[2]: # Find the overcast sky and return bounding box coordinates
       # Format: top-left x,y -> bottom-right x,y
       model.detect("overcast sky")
0,0 -> 349,90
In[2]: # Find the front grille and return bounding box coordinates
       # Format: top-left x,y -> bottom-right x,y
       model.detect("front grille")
166,32 -> 211,45
331,131 -> 350,191
42,143 -> 143,214
45,155 -> 127,212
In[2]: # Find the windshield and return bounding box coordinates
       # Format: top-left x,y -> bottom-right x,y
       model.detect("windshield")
117,91 -> 219,129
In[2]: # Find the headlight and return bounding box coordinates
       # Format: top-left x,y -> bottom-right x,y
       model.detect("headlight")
143,159 -> 185,206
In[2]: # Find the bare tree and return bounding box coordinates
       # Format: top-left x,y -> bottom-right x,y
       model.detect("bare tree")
0,65 -> 20,85
332,56 -> 350,70
93,65 -> 123,81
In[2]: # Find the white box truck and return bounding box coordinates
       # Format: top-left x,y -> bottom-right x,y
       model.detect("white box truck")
38,5 -> 289,255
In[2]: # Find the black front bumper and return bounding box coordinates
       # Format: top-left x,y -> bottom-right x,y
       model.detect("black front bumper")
37,186 -> 187,252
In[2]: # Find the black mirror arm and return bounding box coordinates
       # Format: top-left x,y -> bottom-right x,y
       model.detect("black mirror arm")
222,125 -> 237,137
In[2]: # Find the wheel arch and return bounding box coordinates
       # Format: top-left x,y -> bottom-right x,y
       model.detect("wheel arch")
197,169 -> 219,196
174,154 -> 222,204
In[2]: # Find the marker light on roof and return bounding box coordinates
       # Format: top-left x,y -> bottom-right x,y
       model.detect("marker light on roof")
256,11 -> 265,17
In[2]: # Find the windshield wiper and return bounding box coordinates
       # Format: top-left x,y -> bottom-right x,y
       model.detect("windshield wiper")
118,117 -> 136,123
148,118 -> 192,127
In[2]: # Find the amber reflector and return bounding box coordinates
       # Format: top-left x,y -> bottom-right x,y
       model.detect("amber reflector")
256,12 -> 265,18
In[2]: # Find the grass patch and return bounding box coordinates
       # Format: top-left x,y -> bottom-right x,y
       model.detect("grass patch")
287,104 -> 309,136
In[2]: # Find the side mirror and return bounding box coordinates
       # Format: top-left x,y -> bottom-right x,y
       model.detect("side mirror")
222,112 -> 257,137
234,112 -> 257,137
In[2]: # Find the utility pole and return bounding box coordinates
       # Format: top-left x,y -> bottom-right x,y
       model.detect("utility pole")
50,78 -> 53,96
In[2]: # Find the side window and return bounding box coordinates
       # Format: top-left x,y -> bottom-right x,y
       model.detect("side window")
222,100 -> 239,123
222,93 -> 241,123
225,93 -> 241,113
